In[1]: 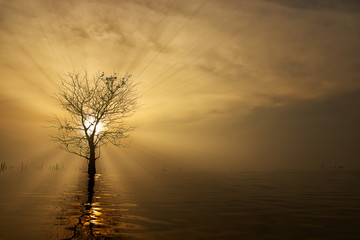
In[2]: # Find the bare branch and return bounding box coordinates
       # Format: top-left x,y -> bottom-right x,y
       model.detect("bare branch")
50,71 -> 137,160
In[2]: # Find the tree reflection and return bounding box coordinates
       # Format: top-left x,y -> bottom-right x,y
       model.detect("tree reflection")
65,172 -> 96,239
64,172 -> 125,239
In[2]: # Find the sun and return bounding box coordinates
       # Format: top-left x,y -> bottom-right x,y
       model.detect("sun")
84,117 -> 103,134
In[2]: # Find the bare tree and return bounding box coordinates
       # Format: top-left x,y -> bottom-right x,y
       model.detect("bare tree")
50,71 -> 137,174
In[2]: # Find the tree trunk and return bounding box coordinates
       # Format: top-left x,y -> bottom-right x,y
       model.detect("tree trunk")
88,146 -> 96,175
86,169 -> 95,212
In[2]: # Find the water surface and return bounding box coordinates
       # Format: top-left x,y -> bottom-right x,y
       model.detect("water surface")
1,167 -> 359,239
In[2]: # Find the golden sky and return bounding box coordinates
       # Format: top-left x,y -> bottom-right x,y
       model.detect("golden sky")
1,0 -> 360,171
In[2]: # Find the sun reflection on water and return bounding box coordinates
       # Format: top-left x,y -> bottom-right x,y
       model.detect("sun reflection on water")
56,172 -> 140,239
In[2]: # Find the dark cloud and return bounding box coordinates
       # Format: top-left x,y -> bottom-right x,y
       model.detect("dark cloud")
70,27 -> 90,39
234,90 -> 360,169
263,0 -> 360,12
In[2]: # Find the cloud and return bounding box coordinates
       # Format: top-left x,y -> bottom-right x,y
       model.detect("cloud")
0,0 -> 360,170
70,27 -> 90,39
263,0 -> 360,12
233,89 -> 360,169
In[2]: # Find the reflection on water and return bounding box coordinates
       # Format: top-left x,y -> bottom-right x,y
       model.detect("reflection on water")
63,173 -> 100,239
1,169 -> 360,239
56,172 -> 140,239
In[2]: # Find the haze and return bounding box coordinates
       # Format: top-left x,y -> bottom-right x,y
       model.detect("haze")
1,0 -> 360,172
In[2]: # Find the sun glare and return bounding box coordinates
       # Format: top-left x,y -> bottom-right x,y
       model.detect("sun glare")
84,117 -> 103,134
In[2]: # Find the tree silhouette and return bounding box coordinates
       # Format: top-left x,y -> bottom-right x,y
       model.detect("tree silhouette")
50,71 -> 137,174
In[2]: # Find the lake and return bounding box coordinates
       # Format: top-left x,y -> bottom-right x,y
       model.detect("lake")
0,165 -> 360,239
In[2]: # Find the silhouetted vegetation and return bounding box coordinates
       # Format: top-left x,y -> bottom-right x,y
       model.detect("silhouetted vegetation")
50,71 -> 137,174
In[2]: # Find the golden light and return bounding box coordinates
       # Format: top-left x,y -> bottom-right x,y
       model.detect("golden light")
84,117 -> 103,135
